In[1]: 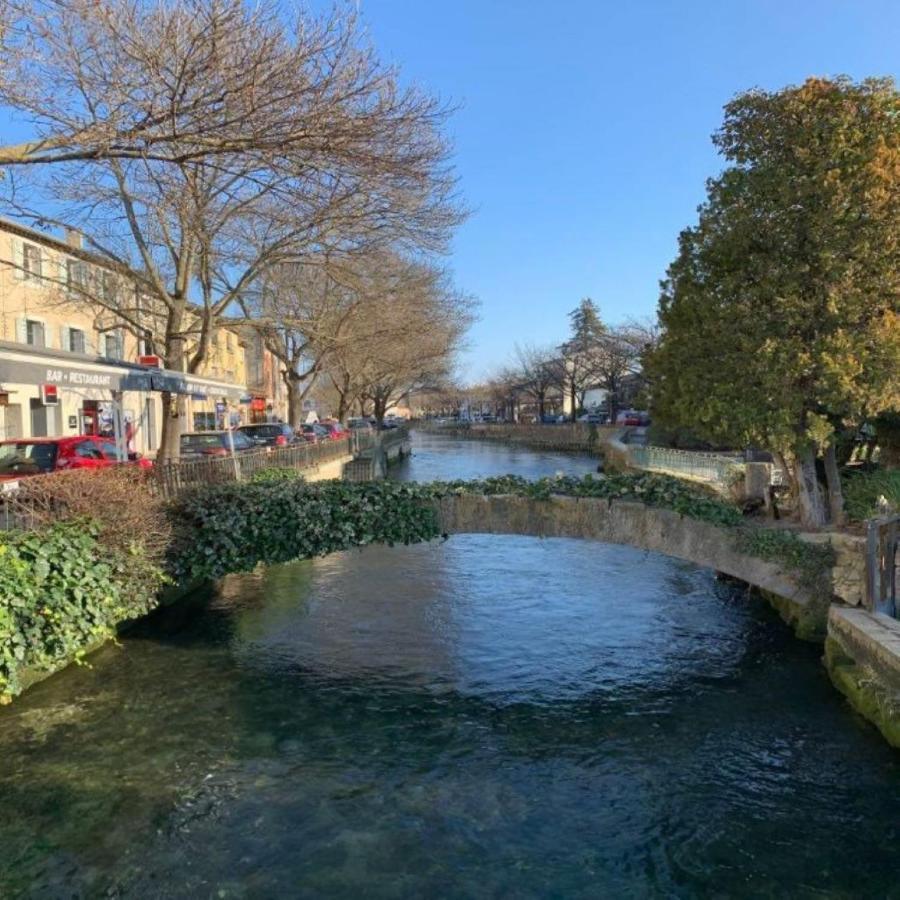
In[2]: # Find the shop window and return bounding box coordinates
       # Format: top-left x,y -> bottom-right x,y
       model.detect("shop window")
22,243 -> 42,280
193,412 -> 216,431
26,319 -> 45,348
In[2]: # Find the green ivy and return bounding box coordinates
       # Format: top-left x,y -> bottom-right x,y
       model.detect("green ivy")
0,522 -> 164,701
249,466 -> 306,484
735,527 -> 836,591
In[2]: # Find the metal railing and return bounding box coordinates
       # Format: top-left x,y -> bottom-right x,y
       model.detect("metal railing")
151,436 -> 357,498
626,445 -> 746,486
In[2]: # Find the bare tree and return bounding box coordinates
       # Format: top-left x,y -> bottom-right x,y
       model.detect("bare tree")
514,343 -> 558,420
323,258 -> 475,425
0,0 -> 463,458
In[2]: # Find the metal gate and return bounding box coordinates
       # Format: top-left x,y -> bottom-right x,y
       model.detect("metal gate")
866,514 -> 899,618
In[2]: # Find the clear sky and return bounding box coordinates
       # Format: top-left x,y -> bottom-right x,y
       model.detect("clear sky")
344,0 -> 900,379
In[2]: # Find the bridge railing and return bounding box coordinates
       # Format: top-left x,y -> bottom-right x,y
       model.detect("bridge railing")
626,445 -> 747,487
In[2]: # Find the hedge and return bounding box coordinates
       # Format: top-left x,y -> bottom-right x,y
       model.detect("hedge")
0,522 -> 164,701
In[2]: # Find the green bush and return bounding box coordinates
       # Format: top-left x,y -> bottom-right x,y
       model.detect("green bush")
249,466 -> 305,484
0,522 -> 164,700
843,468 -> 900,521
167,480 -> 443,582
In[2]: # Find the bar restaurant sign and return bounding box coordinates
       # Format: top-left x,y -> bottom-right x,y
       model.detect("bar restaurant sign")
0,355 -> 149,392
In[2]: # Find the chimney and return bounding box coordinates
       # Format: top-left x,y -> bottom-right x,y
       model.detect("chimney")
64,227 -> 83,250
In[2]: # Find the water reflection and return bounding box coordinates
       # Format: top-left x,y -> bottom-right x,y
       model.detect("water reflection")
392,429 -> 602,482
2,533 -> 900,898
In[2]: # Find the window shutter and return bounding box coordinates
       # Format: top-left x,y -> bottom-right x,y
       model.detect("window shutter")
116,330 -> 125,360
15,317 -> 27,343
12,239 -> 24,280
60,325 -> 70,352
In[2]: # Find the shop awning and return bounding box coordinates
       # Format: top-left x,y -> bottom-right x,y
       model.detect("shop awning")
0,341 -> 246,400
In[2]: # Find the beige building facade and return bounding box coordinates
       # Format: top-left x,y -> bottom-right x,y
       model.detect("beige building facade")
0,217 -> 286,453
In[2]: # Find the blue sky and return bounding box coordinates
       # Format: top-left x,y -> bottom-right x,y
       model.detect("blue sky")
345,0 -> 900,378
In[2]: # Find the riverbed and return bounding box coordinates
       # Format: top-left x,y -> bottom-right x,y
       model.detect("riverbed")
1,431 -> 899,898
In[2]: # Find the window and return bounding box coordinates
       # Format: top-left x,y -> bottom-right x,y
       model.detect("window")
68,328 -> 86,354
103,332 -> 123,360
101,271 -> 117,304
66,258 -> 88,293
22,243 -> 42,281
74,439 -> 105,460
25,319 -> 45,348
192,412 -> 217,431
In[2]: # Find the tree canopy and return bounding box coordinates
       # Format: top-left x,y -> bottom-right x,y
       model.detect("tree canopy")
646,76 -> 900,526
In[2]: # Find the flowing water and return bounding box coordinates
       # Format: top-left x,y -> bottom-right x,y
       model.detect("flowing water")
1,431 -> 899,898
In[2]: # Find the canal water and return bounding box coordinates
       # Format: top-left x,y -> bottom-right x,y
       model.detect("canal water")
2,432 -> 899,898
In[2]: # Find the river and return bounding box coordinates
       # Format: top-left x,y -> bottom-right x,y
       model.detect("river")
1,430 -> 899,898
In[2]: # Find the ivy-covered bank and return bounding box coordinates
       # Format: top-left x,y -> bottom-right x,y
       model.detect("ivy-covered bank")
2,472 -> 837,703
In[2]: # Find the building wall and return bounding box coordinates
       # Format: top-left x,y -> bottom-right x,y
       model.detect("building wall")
0,218 -> 253,450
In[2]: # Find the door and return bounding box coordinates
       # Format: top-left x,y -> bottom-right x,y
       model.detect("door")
29,398 -> 48,437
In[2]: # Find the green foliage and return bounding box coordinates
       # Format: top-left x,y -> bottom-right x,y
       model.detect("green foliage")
0,522 -> 164,700
249,466 -> 306,484
843,468 -> 900,521
648,77 -> 900,457
425,473 -> 745,527
167,480 -> 443,582
735,526 -> 835,591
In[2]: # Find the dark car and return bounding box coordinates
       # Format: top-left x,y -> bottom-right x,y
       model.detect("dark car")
237,422 -> 297,448
180,430 -> 255,458
299,423 -> 329,443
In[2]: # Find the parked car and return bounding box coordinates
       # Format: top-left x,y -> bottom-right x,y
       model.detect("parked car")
347,417 -> 374,432
578,412 -> 608,425
320,421 -> 349,440
179,430 -> 254,458
0,435 -> 151,483
298,423 -> 329,443
541,414 -> 567,424
237,422 -> 298,448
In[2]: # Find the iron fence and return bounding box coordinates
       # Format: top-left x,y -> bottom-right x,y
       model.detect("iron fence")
626,445 -> 746,486
150,435 -> 358,498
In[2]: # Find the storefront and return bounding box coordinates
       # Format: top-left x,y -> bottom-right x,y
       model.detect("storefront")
0,340 -> 247,455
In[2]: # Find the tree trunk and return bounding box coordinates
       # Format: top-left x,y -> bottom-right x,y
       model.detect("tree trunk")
157,318 -> 188,463
537,391 -> 546,419
823,442 -> 845,527
569,379 -> 577,422
793,446 -> 827,529
285,372 -> 303,428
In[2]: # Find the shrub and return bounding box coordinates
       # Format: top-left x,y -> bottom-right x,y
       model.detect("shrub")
249,467 -> 305,484
167,479 -> 443,582
843,468 -> 900,521
0,521 -> 164,701
5,468 -> 170,597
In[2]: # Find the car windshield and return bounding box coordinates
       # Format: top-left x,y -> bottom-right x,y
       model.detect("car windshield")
181,434 -> 225,449
0,442 -> 58,473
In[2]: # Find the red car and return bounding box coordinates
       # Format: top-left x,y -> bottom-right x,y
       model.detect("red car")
319,421 -> 349,440
0,435 -> 152,483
